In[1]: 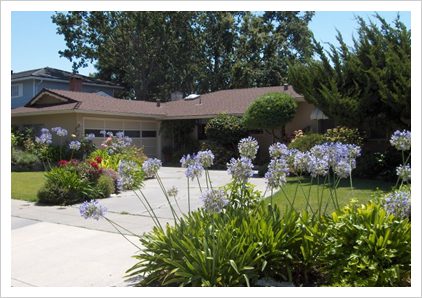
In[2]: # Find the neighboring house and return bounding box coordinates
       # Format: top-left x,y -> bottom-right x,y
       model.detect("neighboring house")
11,67 -> 124,108
11,85 -> 330,158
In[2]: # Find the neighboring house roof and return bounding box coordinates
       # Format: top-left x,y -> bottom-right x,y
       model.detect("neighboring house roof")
11,86 -> 305,119
12,89 -> 166,119
11,67 -> 124,89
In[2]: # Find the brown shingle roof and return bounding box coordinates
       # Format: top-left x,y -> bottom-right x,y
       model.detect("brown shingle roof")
11,86 -> 304,119
12,89 -> 166,118
164,85 -> 303,118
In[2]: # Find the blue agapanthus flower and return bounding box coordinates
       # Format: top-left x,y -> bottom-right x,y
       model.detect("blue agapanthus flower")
142,158 -> 162,178
199,189 -> 228,213
51,127 -> 68,137
227,157 -> 254,183
265,158 -> 289,189
195,150 -> 214,168
269,142 -> 289,159
238,137 -> 259,160
79,200 -> 107,220
383,189 -> 411,219
69,140 -> 81,150
390,130 -> 411,151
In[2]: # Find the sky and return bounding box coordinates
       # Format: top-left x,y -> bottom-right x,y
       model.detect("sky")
11,11 -> 411,76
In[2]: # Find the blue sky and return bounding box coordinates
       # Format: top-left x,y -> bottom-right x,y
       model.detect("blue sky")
11,11 -> 411,76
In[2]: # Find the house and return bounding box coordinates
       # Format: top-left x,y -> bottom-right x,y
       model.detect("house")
11,85 -> 329,158
11,67 -> 124,108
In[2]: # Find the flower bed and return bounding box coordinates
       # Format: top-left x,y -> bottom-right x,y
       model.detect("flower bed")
80,131 -> 411,287
32,127 -> 146,205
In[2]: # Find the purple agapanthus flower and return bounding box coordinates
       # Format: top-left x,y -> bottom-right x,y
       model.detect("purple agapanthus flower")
79,200 -> 107,220
265,158 -> 289,189
199,189 -> 228,213
227,157 -> 254,183
35,129 -> 52,144
390,130 -> 411,151
51,127 -> 68,137
142,158 -> 162,178
238,137 -> 259,160
383,189 -> 411,219
396,164 -> 411,182
195,150 -> 214,168
69,140 -> 81,150
269,142 -> 289,159
85,133 -> 96,141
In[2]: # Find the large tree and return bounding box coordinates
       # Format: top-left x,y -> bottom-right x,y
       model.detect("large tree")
53,11 -> 202,101
53,11 -> 314,101
288,14 -> 410,138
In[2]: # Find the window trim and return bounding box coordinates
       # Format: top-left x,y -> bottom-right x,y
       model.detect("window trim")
11,83 -> 23,99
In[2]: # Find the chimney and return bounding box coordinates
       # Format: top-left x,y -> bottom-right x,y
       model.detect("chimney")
283,83 -> 289,91
69,75 -> 83,92
156,98 -> 161,107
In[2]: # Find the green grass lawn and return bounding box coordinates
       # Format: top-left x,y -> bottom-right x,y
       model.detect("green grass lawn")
11,172 -> 45,202
270,176 -> 394,214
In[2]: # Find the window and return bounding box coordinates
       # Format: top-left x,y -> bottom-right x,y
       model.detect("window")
142,130 -> 157,138
11,84 -> 23,98
84,129 -> 141,138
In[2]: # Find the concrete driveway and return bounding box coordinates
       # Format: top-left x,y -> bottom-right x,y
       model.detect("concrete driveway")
11,167 -> 266,287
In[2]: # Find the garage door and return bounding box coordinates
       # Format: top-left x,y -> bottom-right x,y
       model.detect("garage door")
83,117 -> 159,157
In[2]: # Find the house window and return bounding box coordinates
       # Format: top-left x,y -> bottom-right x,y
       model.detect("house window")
142,130 -> 157,138
84,129 -> 141,138
11,84 -> 23,98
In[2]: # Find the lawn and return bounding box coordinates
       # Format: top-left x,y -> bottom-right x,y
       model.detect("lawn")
11,172 -> 45,202
270,176 -> 394,214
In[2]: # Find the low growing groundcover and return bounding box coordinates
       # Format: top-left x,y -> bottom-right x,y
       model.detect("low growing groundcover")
11,171 -> 45,202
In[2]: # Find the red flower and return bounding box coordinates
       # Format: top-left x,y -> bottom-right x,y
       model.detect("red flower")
94,156 -> 102,164
90,161 -> 99,170
57,160 -> 68,167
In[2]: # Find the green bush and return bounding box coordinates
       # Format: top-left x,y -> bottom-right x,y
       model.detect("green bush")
323,126 -> 363,146
127,204 -> 304,287
243,92 -> 297,140
354,148 -> 402,181
205,113 -> 247,147
319,200 -> 411,286
200,141 -> 235,169
11,149 -> 42,171
288,133 -> 325,151
96,175 -> 115,198
37,167 -> 98,205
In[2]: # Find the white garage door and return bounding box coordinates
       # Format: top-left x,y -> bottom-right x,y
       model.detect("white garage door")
83,117 -> 159,157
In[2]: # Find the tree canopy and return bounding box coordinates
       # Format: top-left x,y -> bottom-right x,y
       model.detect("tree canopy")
288,14 -> 410,138
52,11 -> 314,101
243,92 -> 298,141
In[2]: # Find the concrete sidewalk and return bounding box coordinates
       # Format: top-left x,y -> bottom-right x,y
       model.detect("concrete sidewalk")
11,167 -> 267,287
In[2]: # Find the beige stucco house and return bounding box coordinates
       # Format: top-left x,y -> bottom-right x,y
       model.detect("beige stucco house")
11,85 -> 327,159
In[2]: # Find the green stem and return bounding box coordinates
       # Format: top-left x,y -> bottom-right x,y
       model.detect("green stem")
136,189 -> 163,230
187,178 -> 191,213
156,174 -> 179,223
133,189 -> 162,230
280,188 -> 294,211
103,217 -> 142,250
196,176 -> 203,192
